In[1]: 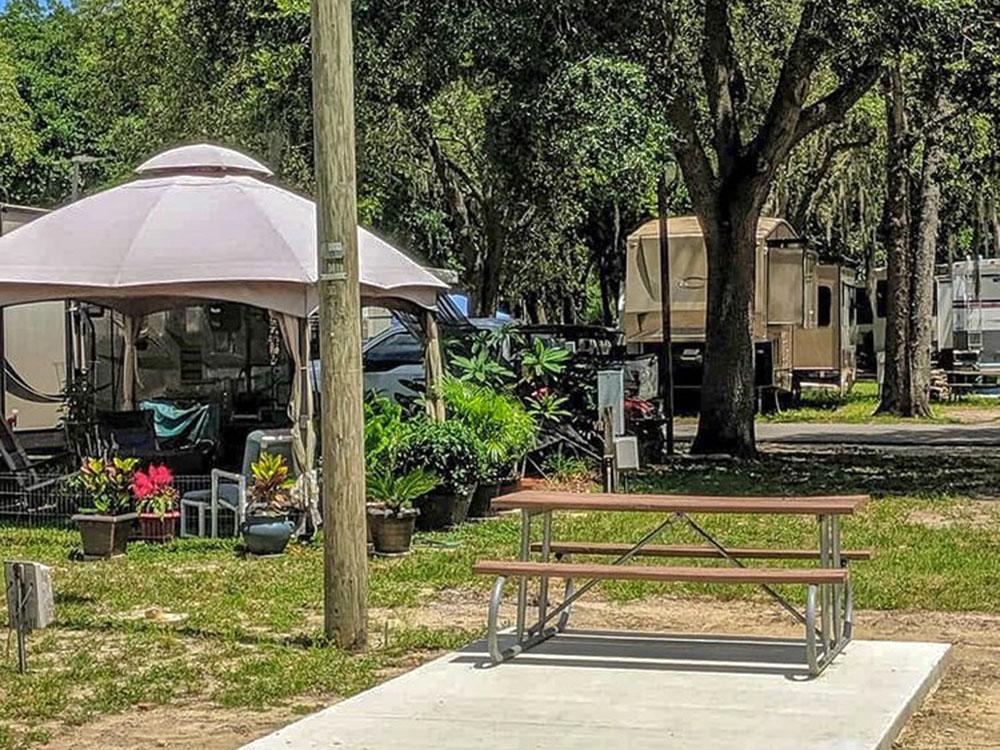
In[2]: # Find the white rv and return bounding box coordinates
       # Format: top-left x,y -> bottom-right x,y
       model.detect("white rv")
940,257 -> 1000,373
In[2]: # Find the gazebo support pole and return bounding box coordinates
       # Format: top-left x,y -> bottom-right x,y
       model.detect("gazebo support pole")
0,307 -> 5,421
312,0 -> 368,650
423,309 -> 446,422
122,314 -> 140,411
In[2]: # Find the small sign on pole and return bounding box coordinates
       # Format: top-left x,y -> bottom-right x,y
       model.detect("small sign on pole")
5,560 -> 55,673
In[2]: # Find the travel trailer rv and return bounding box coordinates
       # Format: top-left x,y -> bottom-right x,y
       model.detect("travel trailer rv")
623,216 -> 826,402
0,205 -> 68,434
939,257 -> 1000,373
791,263 -> 858,394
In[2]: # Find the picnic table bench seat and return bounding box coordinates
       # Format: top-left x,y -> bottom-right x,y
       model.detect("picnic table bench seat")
474,559 -> 849,585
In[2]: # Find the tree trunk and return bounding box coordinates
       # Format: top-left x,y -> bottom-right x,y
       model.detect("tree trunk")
476,206 -> 504,316
878,60 -> 913,415
908,96 -> 947,418
691,203 -> 758,458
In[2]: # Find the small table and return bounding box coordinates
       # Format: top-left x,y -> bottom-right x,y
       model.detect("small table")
488,490 -> 869,671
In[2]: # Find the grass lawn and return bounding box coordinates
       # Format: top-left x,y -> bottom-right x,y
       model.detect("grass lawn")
759,379 -> 1000,424
2,451 -> 1000,749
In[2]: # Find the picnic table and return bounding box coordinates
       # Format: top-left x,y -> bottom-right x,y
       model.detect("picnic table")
474,490 -> 870,676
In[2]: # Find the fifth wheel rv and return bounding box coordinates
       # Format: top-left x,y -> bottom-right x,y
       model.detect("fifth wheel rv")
624,216 -> 862,404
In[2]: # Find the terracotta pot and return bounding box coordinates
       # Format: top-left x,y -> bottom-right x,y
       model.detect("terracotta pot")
412,487 -> 474,531
72,513 -> 138,558
138,511 -> 180,543
499,477 -> 522,495
372,509 -> 418,554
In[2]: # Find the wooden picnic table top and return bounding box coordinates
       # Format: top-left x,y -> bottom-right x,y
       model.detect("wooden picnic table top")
492,490 -> 869,516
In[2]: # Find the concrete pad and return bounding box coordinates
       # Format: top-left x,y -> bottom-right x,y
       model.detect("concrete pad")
243,631 -> 950,750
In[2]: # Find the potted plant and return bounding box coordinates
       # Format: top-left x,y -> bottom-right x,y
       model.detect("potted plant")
364,394 -> 409,545
441,378 -> 538,517
132,463 -> 180,542
242,452 -> 296,555
366,465 -> 438,554
397,419 -> 481,530
70,456 -> 140,558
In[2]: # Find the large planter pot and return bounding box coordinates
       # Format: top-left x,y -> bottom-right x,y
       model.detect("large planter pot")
366,503 -> 386,545
241,514 -> 295,555
468,482 -> 502,519
138,511 -> 180,543
413,487 -> 474,531
372,509 -> 419,554
72,513 -> 138,558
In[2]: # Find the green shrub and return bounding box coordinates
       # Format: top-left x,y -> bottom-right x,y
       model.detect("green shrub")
396,419 -> 481,495
364,393 -> 407,470
441,378 -> 537,483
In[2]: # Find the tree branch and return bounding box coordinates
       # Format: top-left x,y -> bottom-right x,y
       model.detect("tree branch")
664,91 -> 717,216
752,1 -> 826,169
701,0 -> 744,173
793,62 -> 881,142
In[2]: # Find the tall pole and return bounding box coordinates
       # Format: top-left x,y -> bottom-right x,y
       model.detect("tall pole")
657,169 -> 676,457
312,0 -> 368,649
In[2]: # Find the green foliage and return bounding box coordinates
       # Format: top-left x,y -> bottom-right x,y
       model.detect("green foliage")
440,378 -> 537,483
519,337 -> 571,383
525,390 -> 572,426
365,465 -> 440,515
396,419 -> 481,495
449,348 -> 516,388
71,456 -> 139,515
363,393 -> 407,469
248,452 -> 294,514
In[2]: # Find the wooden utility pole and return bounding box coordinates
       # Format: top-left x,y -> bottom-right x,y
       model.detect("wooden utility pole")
656,169 -> 676,457
312,0 -> 367,649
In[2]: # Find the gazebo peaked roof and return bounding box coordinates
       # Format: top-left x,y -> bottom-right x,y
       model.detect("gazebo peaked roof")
0,144 -> 449,318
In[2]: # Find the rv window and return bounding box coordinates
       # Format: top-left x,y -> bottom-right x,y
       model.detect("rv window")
818,285 -> 832,327
876,280 -> 887,318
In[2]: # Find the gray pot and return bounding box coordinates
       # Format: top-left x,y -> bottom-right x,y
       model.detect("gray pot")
241,514 -> 295,555
72,513 -> 138,558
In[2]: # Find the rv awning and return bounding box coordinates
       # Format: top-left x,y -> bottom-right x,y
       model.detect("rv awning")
0,144 -> 449,318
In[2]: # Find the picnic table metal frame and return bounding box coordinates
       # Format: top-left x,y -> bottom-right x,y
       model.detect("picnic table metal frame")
484,492 -> 864,676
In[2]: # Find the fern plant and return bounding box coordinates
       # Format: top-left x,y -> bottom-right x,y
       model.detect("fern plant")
441,377 -> 537,483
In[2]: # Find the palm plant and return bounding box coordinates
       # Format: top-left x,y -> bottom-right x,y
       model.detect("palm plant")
366,465 -> 440,516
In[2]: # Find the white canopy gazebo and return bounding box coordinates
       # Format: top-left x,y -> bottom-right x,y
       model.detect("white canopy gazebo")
0,143 -> 450,472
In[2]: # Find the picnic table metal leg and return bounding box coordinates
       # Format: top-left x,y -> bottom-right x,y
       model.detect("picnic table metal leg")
515,509 -> 531,640
819,514 -> 832,652
832,517 -> 843,644
805,585 -> 819,675
537,511 -> 552,629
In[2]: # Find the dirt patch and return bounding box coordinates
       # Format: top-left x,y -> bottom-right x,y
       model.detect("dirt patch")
37,703 -> 316,750
907,500 -> 1000,530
